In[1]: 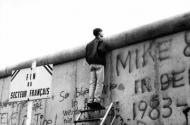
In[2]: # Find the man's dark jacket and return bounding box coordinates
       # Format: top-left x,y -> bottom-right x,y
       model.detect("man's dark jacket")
86,38 -> 108,65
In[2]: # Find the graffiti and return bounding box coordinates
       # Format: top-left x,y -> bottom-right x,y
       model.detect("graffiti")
63,109 -> 74,116
62,109 -> 80,124
116,51 -> 132,76
34,113 -> 56,125
63,117 -> 72,124
139,100 -> 148,119
72,98 -> 88,111
160,68 -> 185,91
148,95 -> 160,120
142,41 -> 155,67
176,98 -> 188,107
22,115 -> 27,125
1,113 -> 8,124
118,83 -> 125,91
134,67 -> 186,95
0,100 -> 27,109
157,38 -> 172,61
116,115 -> 127,125
116,39 -> 172,76
133,94 -> 173,120
33,100 -> 43,111
76,87 -> 89,98
110,83 -> 125,91
1,32 -> 190,125
12,102 -> 27,109
0,100 -> 45,125
162,97 -> 172,118
10,112 -> 17,125
135,49 -> 140,70
0,101 -> 13,108
113,105 -> 127,125
54,114 -> 57,125
189,69 -> 190,85
135,77 -> 152,94
59,91 -> 70,102
62,98 -> 89,124
184,31 -> 190,57
110,83 -> 117,90
102,83 -> 119,94
0,112 -> 19,125
71,99 -> 78,108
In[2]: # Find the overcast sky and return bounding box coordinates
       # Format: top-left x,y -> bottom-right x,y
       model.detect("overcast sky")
0,0 -> 190,69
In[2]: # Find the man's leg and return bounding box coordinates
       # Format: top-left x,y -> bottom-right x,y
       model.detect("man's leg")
94,65 -> 104,103
88,65 -> 97,104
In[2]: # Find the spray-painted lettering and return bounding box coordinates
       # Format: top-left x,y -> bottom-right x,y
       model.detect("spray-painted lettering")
133,94 -> 173,120
160,68 -> 185,91
116,39 -> 172,76
184,31 -> 190,57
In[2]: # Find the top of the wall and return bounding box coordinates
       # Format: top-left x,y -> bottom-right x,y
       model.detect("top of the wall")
0,12 -> 190,78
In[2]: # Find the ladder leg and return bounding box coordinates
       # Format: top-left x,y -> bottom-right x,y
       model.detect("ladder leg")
100,103 -> 114,125
74,113 -> 82,125
110,101 -> 118,125
74,101 -> 119,125
110,115 -> 116,125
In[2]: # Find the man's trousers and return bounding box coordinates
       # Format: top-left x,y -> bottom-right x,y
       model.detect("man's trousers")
88,64 -> 104,103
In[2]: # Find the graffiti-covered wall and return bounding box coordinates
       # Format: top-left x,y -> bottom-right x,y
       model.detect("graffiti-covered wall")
108,31 -> 190,125
0,13 -> 190,125
0,59 -> 94,125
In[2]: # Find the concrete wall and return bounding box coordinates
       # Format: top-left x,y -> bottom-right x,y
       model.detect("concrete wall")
0,60 -> 91,125
109,31 -> 190,125
0,13 -> 190,125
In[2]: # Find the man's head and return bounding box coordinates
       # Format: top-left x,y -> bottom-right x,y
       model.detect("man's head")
93,28 -> 103,38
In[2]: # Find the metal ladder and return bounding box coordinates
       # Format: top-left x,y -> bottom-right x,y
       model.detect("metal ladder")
74,101 -> 119,125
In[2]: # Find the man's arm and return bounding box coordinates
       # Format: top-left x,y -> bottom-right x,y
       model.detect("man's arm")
98,41 -> 109,54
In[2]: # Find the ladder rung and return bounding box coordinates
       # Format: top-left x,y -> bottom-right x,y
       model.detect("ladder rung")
80,108 -> 105,113
74,118 -> 102,123
74,101 -> 119,124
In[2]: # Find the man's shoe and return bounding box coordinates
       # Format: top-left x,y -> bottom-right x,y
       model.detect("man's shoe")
87,102 -> 105,110
93,102 -> 105,110
87,98 -> 94,108
87,102 -> 93,108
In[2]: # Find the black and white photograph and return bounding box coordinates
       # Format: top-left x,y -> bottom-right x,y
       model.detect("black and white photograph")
0,0 -> 190,125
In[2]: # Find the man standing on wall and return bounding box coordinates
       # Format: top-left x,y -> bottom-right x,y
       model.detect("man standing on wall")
85,28 -> 108,109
